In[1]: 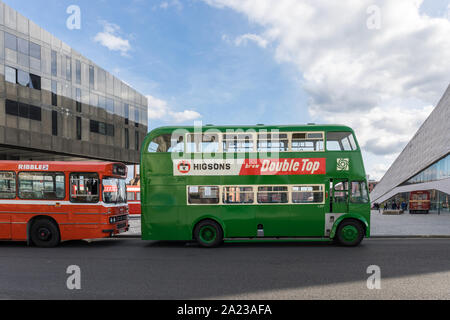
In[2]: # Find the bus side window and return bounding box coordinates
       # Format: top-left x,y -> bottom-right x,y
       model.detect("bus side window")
70,173 -> 99,203
148,134 -> 172,153
127,192 -> 135,201
186,134 -> 219,153
327,132 -> 357,151
223,187 -> 254,204
0,172 -> 16,199
257,186 -> 289,204
334,182 -> 348,203
188,186 -> 219,204
350,181 -> 369,204
18,172 -> 65,200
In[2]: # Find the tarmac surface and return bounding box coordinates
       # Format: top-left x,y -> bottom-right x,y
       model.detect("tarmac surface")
1,238 -> 450,299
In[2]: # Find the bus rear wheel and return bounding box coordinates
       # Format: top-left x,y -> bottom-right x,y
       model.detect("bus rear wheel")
194,220 -> 223,248
335,220 -> 364,247
30,218 -> 61,248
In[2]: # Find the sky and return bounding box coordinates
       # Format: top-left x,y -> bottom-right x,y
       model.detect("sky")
4,0 -> 450,180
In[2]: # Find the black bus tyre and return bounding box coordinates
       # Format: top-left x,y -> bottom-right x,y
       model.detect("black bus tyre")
335,220 -> 364,247
194,220 -> 223,248
30,218 -> 61,248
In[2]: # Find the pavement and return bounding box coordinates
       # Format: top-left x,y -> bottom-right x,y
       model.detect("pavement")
371,210 -> 450,236
124,210 -> 450,238
1,238 -> 450,299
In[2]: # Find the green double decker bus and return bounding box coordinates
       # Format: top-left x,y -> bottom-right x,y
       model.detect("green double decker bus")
141,124 -> 371,247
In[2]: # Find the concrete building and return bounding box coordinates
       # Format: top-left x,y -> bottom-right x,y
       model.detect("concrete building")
0,1 -> 148,163
370,84 -> 450,213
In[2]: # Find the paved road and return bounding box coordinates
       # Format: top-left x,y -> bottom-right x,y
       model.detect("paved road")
1,238 -> 450,300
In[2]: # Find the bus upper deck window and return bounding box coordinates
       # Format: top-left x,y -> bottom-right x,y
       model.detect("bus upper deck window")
149,134 -> 171,153
327,132 -> 357,151
186,134 -> 219,153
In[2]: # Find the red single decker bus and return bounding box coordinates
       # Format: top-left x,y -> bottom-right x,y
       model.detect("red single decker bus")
0,161 -> 130,247
126,185 -> 141,215
409,190 -> 431,214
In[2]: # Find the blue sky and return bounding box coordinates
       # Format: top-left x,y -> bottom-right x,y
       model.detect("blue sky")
4,0 -> 450,180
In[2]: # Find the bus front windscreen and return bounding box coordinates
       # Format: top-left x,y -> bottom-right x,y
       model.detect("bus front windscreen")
103,178 -> 127,204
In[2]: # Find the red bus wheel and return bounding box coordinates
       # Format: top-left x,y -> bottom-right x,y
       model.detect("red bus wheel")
30,218 -> 61,248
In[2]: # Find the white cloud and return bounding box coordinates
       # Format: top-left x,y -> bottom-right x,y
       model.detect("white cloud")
204,0 -> 450,178
234,33 -> 269,48
157,0 -> 183,10
147,95 -> 202,123
94,21 -> 131,56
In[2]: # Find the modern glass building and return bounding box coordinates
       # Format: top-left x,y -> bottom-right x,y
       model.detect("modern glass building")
370,84 -> 450,213
0,1 -> 148,163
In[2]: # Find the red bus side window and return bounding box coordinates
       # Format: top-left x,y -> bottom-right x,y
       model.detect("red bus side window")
70,173 -> 99,203
0,172 -> 16,199
18,172 -> 65,200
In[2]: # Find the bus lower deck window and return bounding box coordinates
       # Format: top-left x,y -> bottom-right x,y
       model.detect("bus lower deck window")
188,186 -> 219,204
0,172 -> 16,199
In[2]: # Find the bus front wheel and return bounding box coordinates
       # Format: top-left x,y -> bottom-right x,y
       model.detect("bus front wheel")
335,220 -> 365,247
30,218 -> 61,248
194,220 -> 223,248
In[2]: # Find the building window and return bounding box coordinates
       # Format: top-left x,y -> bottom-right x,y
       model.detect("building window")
76,117 -> 82,140
106,124 -> 115,137
135,108 -> 140,127
17,70 -> 30,87
30,74 -> 41,90
5,100 -> 41,121
124,104 -> 129,124
30,42 -> 41,60
29,105 -> 42,121
5,33 -> 17,51
66,56 -> 72,81
106,98 -> 114,114
51,50 -> 57,76
135,131 -> 140,150
52,111 -> 58,136
76,60 -> 81,84
89,65 -> 94,88
90,120 -> 114,137
5,100 -> 18,116
5,66 -> 16,83
76,88 -> 82,113
51,81 -> 57,106
6,66 -> 41,90
17,38 -> 29,54
125,128 -> 129,149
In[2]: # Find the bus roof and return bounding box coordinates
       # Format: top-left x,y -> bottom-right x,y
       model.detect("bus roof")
146,124 -> 355,137
0,161 -> 127,175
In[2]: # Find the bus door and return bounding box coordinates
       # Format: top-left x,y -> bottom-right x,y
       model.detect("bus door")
331,179 -> 349,213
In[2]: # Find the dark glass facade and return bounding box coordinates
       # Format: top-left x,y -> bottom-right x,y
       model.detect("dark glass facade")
402,154 -> 450,186
0,2 -> 148,163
